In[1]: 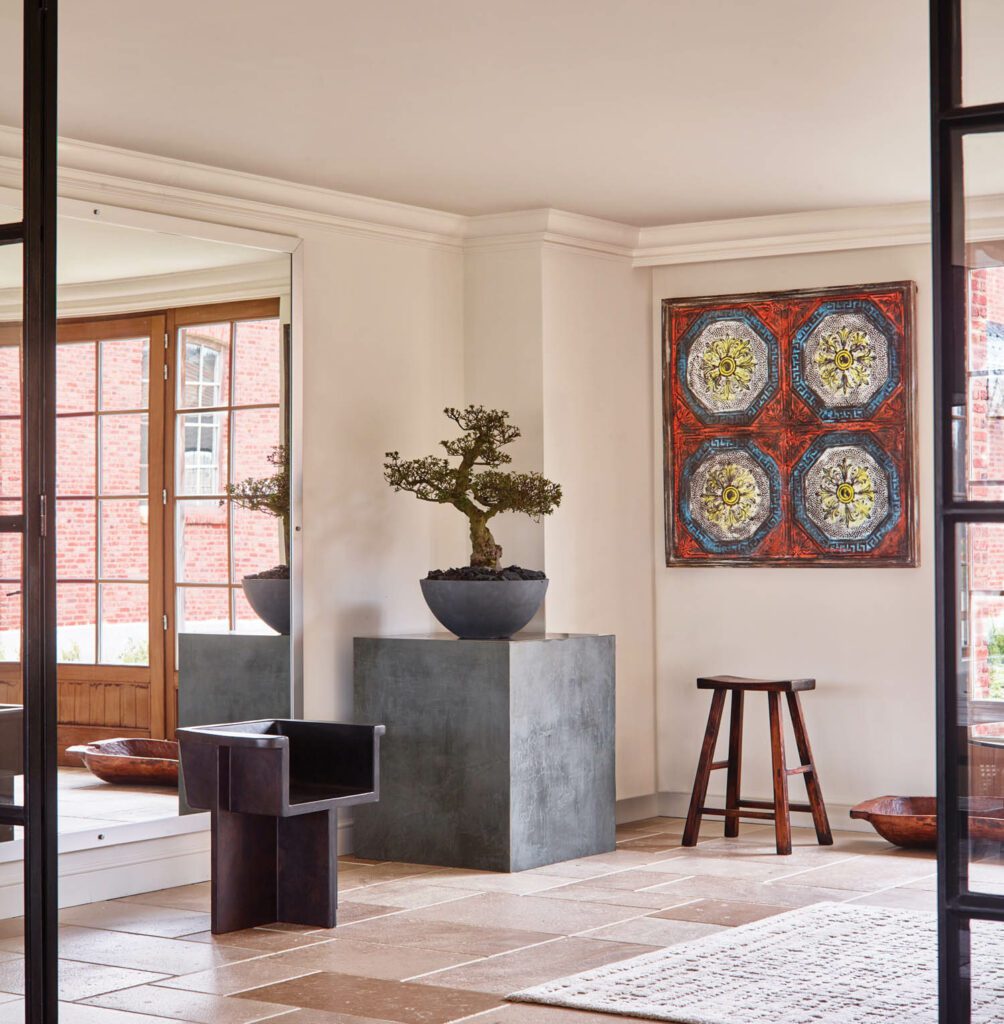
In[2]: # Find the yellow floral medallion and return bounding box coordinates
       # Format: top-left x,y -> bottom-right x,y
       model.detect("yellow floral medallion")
817,458 -> 875,528
701,463 -> 760,530
702,337 -> 756,402
814,326 -> 876,396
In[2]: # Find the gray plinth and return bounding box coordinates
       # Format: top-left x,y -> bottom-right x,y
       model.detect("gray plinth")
177,633 -> 291,813
353,633 -> 615,872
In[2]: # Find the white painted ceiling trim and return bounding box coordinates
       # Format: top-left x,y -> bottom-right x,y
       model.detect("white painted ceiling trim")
3,124 -> 1004,267
0,258 -> 290,321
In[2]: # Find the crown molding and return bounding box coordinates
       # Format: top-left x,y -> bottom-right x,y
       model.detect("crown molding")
3,124 -> 1004,268
0,258 -> 290,321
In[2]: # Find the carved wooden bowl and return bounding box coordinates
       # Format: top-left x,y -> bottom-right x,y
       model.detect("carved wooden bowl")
66,738 -> 179,787
850,795 -> 1004,849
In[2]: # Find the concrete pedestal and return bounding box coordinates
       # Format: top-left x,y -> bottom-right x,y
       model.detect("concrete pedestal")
177,633 -> 291,813
353,633 -> 615,872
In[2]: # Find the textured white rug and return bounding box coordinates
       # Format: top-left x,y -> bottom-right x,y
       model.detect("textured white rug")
510,902 -> 1004,1023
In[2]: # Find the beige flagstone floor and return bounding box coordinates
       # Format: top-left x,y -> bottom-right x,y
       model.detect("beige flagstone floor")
0,816 -> 953,1023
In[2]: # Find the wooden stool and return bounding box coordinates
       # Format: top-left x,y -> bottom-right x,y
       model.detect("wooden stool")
682,675 -> 832,855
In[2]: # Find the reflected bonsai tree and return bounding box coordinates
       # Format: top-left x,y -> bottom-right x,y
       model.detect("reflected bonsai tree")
384,406 -> 561,571
225,444 -> 291,634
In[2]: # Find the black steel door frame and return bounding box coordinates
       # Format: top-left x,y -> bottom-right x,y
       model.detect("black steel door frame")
0,1 -> 59,1022
931,1 -> 1004,1020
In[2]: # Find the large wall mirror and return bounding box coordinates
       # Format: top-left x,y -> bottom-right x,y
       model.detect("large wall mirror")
0,194 -> 299,924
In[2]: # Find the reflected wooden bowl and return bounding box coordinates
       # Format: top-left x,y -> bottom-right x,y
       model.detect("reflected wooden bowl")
850,795 -> 1004,849
66,738 -> 179,787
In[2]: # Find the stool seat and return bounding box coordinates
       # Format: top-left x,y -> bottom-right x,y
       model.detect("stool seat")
697,675 -> 815,692
683,676 -> 831,855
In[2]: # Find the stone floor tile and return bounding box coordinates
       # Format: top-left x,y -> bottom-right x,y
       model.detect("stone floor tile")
418,871 -> 581,896
0,1001 -> 176,1023
643,873 -> 862,907
82,984 -> 301,1023
268,938 -> 480,981
59,902 -> 212,939
53,926 -> 256,976
774,855 -> 938,891
531,884 -> 689,910
0,958 -> 168,1000
396,893 -> 648,936
181,929 -> 338,953
235,972 -> 503,1024
332,917 -> 555,958
579,914 -> 724,947
845,886 -> 938,911
412,937 -> 656,995
155,959 -> 322,997
652,898 -> 790,926
340,883 -> 479,911
117,884 -> 211,914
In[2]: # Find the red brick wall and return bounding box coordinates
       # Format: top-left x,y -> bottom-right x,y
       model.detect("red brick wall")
0,316 -> 283,662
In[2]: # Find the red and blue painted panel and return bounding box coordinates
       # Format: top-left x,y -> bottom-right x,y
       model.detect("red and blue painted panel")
663,282 -> 917,566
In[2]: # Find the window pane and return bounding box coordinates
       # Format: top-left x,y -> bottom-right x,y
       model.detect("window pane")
176,498 -> 228,584
176,412 -> 228,497
56,416 -> 95,496
0,418 -> 21,498
56,341 -> 96,414
963,0 -> 1004,105
100,500 -> 148,580
231,407 -> 280,484
233,319 -> 282,406
234,585 -> 275,635
57,583 -> 96,663
177,587 -> 230,634
957,524 -> 1004,896
0,575 -> 21,664
231,505 -> 284,580
0,336 -> 21,417
56,499 -> 96,580
100,336 -> 150,411
100,413 -> 149,495
0,518 -> 21,665
178,323 -> 230,410
99,583 -> 149,665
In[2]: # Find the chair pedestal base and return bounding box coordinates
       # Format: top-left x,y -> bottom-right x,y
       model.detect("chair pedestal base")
211,807 -> 338,934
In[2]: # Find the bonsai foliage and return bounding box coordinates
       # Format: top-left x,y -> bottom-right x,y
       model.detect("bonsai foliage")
384,406 -> 562,569
225,444 -> 291,562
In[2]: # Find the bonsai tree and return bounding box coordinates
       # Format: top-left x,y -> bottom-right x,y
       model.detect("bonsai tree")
225,444 -> 291,573
384,405 -> 562,570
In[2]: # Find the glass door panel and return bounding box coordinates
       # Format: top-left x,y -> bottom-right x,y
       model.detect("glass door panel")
55,317 -> 163,757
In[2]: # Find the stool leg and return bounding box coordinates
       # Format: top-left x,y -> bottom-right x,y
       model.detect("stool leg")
768,692 -> 791,855
724,690 -> 744,838
683,688 -> 727,847
786,691 -> 833,846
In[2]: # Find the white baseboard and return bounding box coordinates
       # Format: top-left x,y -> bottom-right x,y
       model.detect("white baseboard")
614,793 -> 661,824
0,813 -> 354,920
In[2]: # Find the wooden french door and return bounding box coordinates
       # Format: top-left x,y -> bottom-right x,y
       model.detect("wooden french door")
0,315 -> 167,759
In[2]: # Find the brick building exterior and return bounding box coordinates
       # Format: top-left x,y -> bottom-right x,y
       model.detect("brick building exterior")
0,314 -> 283,667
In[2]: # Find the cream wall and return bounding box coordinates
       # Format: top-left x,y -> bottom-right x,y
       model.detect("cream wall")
541,247 -> 657,799
652,244 -> 935,815
299,229 -> 466,720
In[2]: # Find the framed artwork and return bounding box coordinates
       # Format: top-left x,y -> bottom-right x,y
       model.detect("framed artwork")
662,281 -> 917,566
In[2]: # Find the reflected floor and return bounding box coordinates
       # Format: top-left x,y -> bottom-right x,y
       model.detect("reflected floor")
6,769 -> 178,839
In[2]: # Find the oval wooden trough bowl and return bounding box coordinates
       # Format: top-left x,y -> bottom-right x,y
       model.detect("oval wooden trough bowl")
66,738 -> 179,787
850,796 -> 1004,849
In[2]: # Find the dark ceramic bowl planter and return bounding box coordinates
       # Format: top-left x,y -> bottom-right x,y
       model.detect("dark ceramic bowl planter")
420,577 -> 548,639
242,575 -> 291,635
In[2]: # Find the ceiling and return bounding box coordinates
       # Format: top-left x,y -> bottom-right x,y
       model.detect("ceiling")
0,203 -> 283,289
1,1 -> 1003,227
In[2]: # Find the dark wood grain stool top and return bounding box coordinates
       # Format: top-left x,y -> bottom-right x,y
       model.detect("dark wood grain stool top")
683,675 -> 831,854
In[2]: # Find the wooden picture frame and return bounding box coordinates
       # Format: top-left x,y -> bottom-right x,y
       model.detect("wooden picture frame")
662,281 -> 918,567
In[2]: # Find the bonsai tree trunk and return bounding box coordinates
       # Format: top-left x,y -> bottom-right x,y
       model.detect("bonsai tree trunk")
469,515 -> 502,569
